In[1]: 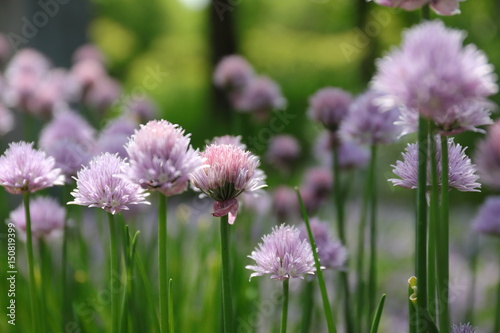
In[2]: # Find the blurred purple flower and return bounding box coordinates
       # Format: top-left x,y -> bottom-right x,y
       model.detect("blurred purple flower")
98,117 -> 137,158
125,119 -> 202,196
301,167 -> 332,202
474,121 -> 500,190
208,135 -> 247,149
0,33 -> 12,64
473,197 -> 500,237
298,218 -> 347,269
70,59 -> 106,97
69,153 -> 150,214
265,135 -> 301,171
272,186 -> 300,222
389,137 -> 480,192
0,141 -> 64,194
372,21 -> 497,127
315,131 -> 370,170
84,76 -> 122,113
213,55 -> 254,91
246,224 -> 316,281
9,196 -> 65,241
122,96 -> 158,123
340,91 -> 400,145
308,87 -> 352,131
72,44 -> 106,64
46,139 -> 94,181
451,323 -> 476,333
190,144 -> 266,224
0,103 -> 14,136
372,0 -> 464,15
233,76 -> 286,117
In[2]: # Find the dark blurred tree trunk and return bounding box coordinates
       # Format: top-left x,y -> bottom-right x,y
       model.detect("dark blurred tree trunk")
356,0 -> 377,84
0,0 -> 90,67
209,0 -> 237,120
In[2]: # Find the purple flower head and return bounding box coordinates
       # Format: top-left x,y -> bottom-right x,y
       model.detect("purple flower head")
372,0 -> 464,16
308,87 -> 352,131
473,197 -> 500,237
315,131 -> 370,170
0,142 -> 64,194
98,117 -> 137,158
0,104 -> 14,136
213,55 -> 254,91
46,139 -> 93,181
298,218 -> 348,269
372,21 -> 497,126
72,44 -> 106,64
0,34 -> 12,64
389,137 -> 480,192
451,323 -> 476,333
272,186 -> 300,222
246,224 -> 316,281
9,196 -> 65,241
39,110 -> 96,149
340,91 -> 400,145
396,100 -> 494,137
474,121 -> 500,190
69,153 -> 150,214
190,144 -> 266,224
208,135 -> 247,150
233,76 -> 286,116
70,59 -> 106,94
84,76 -> 122,113
301,167 -> 333,202
125,120 -> 202,196
123,96 -> 158,123
265,135 -> 301,171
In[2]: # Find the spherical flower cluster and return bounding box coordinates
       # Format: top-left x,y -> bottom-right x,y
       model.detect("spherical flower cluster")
69,153 -> 150,214
389,137 -> 480,192
372,21 -> 497,130
83,76 -> 122,113
308,87 -> 352,131
0,104 -> 14,136
39,110 -> 96,179
125,120 -> 202,196
9,196 -> 65,240
474,121 -> 500,190
98,117 -> 137,158
246,224 -> 316,281
72,44 -> 106,64
314,132 -> 369,170
340,91 -> 400,145
473,197 -> 500,237
234,76 -> 286,116
298,219 -> 347,269
209,135 -> 247,149
272,186 -> 300,222
123,96 -> 158,123
190,144 -> 266,224
372,0 -> 464,16
265,135 -> 301,171
0,141 -> 64,194
451,323 -> 476,333
213,55 -> 255,91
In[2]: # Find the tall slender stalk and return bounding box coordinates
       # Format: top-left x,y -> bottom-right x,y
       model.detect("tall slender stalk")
62,185 -> 72,330
280,279 -> 290,333
301,280 -> 314,333
158,193 -> 169,333
296,187 -> 337,333
367,145 -> 378,322
494,263 -> 500,333
370,294 -> 386,333
428,127 -> 439,322
107,213 -> 119,333
332,144 -> 353,333
23,192 -> 38,333
416,116 -> 429,330
437,136 -> 450,333
38,239 -> 50,333
220,214 -> 234,333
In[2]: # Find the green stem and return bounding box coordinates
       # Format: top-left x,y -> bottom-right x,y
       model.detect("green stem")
429,126 -> 439,322
370,294 -> 386,333
107,213 -> 119,333
367,145 -> 378,322
416,116 -> 429,330
136,253 -> 161,333
296,187 -> 337,333
23,192 -> 38,333
494,263 -> 500,333
62,185 -> 71,330
158,193 -> 169,333
438,136 -> 450,333
38,239 -> 49,333
408,281 -> 416,333
280,279 -> 289,333
301,280 -> 314,333
169,279 -> 174,333
220,215 -> 234,333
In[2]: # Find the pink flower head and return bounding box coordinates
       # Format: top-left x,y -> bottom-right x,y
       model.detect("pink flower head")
308,87 -> 352,131
70,59 -> 106,95
9,196 -> 65,241
474,121 -> 500,190
389,137 -> 480,192
372,0 -> 464,16
84,76 -> 122,113
272,186 -> 300,222
265,135 -> 301,171
122,96 -> 158,123
372,21 -> 497,126
69,153 -> 150,214
125,120 -> 202,196
190,144 -> 267,224
213,55 -> 255,91
0,104 -> 14,136
98,117 -> 137,158
301,167 -> 333,202
208,135 -> 247,149
246,224 -> 316,281
72,44 -> 106,64
234,76 -> 286,116
0,141 -> 64,194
